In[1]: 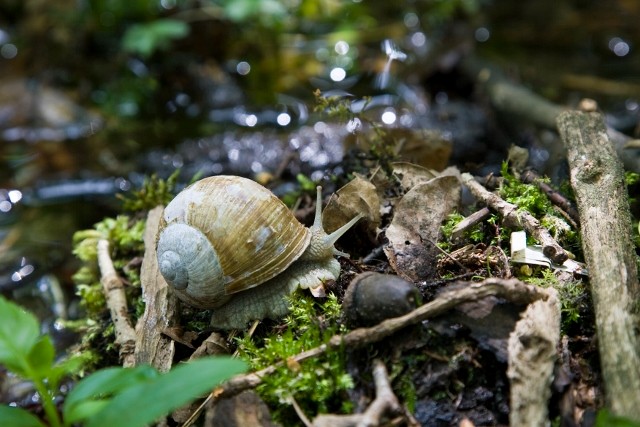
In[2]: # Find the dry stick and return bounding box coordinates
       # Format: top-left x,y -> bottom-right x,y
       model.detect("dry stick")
557,111 -> 640,419
460,173 -> 569,264
311,359 -> 402,427
451,206 -> 492,241
97,239 -> 136,367
209,278 -> 549,403
520,169 -> 581,227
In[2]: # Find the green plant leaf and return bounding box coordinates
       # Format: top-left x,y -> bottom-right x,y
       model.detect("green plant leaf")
26,336 -> 55,379
64,365 -> 159,424
0,405 -> 47,427
596,410 -> 640,427
122,19 -> 189,58
84,357 -> 246,427
48,354 -> 88,391
0,297 -> 40,375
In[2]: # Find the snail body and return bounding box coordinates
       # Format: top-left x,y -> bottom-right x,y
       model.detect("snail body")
156,175 -> 362,329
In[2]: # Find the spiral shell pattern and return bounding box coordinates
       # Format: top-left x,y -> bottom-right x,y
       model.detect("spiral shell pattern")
156,175 -> 311,308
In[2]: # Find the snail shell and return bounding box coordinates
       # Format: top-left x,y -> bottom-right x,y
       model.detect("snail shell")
156,175 -> 362,328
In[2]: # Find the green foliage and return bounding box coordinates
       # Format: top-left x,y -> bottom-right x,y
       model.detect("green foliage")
500,162 -> 579,250
0,296 -> 245,427
440,212 -> 487,250
0,296 -> 89,427
596,410 -> 640,427
221,0 -> 287,26
313,89 -> 363,122
70,215 -> 145,366
522,269 -> 586,329
236,293 -> 353,420
73,216 -> 145,263
625,171 -> 640,186
72,214 -> 144,315
122,19 -> 189,58
118,170 -> 182,212
500,162 -> 553,217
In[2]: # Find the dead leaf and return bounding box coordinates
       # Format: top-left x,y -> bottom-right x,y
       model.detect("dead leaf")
391,162 -> 437,191
323,176 -> 381,235
384,175 -> 460,280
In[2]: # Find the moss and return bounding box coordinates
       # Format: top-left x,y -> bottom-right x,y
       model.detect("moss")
70,211 -> 147,367
500,162 -> 580,251
522,268 -> 587,330
440,212 -> 488,251
118,169 -> 182,212
235,293 -> 353,421
500,162 -> 553,217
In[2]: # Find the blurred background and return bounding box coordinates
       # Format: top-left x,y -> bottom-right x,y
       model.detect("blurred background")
0,0 -> 639,344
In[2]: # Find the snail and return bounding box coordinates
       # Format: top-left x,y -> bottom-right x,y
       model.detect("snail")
156,175 -> 362,329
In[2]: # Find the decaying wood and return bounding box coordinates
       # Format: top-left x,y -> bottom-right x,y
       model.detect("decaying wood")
557,111 -> 640,419
508,287 -> 561,427
461,172 -> 569,264
97,238 -> 136,367
311,360 -> 403,427
134,206 -> 179,371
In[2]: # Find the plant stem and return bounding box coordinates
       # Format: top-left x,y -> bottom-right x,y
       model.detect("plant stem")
32,376 -> 62,427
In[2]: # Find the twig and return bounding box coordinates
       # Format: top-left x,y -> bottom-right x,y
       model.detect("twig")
210,278 -> 550,403
557,111 -> 640,419
97,239 -> 136,367
460,173 -> 568,264
451,207 -> 491,241
311,360 -> 401,427
520,169 -> 580,227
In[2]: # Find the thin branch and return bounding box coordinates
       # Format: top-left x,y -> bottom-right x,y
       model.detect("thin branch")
312,360 -> 401,427
209,278 -> 550,405
460,173 -> 569,264
97,239 -> 136,367
520,169 -> 580,227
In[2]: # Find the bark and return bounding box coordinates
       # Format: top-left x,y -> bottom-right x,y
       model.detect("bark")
134,206 -> 179,371
557,111 -> 640,419
508,287 -> 561,427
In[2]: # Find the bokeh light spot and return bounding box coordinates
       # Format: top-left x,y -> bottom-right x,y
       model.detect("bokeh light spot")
334,41 -> 349,55
236,61 -> 251,75
330,67 -> 346,82
475,27 -> 490,42
381,109 -> 397,125
277,113 -> 291,126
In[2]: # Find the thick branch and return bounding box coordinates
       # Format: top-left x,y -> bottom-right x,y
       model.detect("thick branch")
460,173 -> 568,264
98,239 -> 136,367
557,111 -> 640,419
